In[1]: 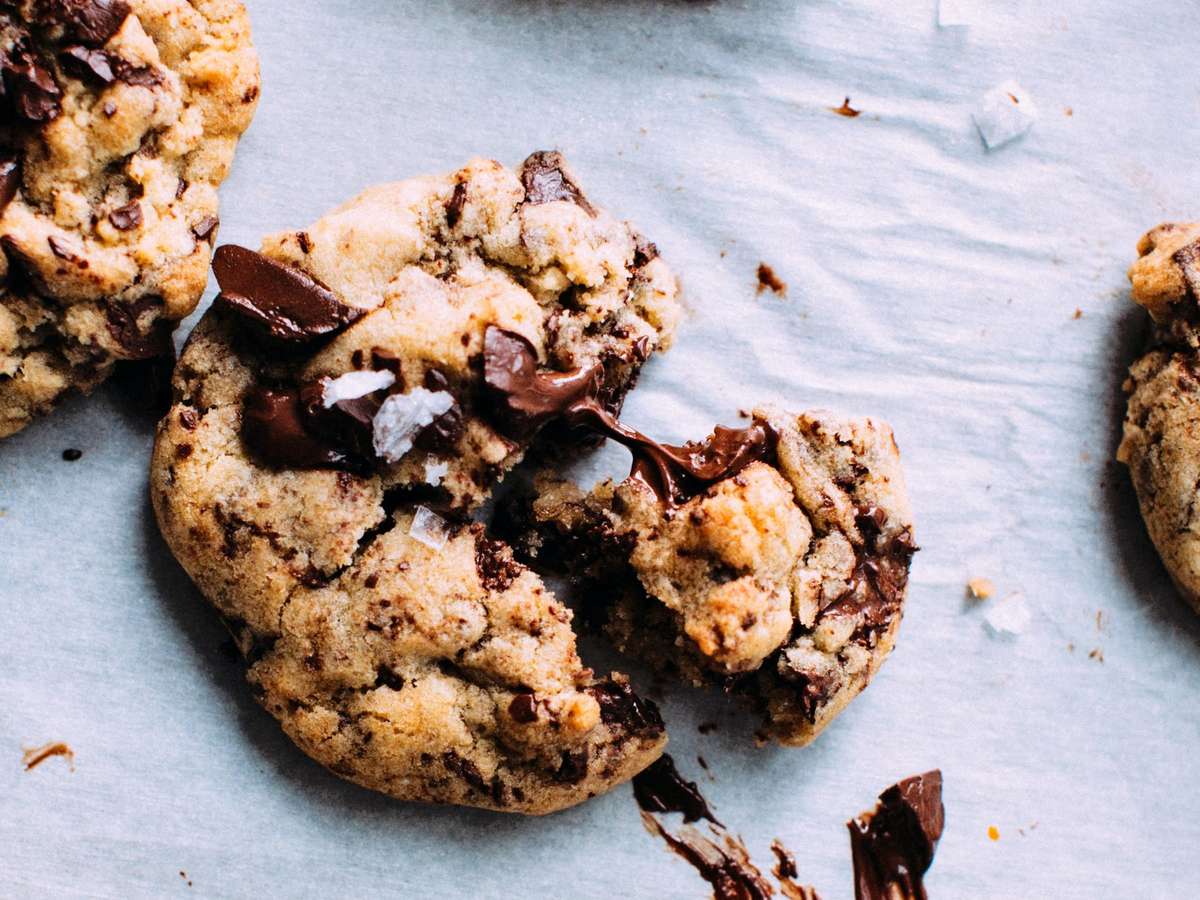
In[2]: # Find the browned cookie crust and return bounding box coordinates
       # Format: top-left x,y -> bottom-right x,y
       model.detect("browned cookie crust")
0,0 -> 258,438
505,406 -> 915,746
151,153 -> 679,814
1120,222 -> 1200,614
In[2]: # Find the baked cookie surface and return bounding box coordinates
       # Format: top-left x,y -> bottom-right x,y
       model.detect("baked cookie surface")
1120,222 -> 1200,614
504,406 -> 915,746
150,153 -> 679,814
0,0 -> 259,438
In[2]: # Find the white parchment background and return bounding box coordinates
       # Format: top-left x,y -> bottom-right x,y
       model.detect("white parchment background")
2,1 -> 1199,897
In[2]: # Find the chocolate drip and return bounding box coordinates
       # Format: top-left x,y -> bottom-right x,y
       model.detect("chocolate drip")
483,326 -> 774,505
212,245 -> 362,342
633,753 -> 720,825
848,770 -> 944,900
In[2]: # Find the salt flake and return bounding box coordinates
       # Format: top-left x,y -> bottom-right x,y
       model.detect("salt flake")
371,388 -> 454,463
983,591 -> 1032,637
973,80 -> 1037,150
409,505 -> 449,550
424,458 -> 450,486
321,369 -> 395,407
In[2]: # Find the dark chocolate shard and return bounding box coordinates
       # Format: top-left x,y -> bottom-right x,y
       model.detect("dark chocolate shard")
191,215 -> 218,241
107,199 -> 141,230
58,45 -> 115,84
633,753 -> 720,825
41,0 -> 132,47
848,770 -> 944,900
112,58 -> 160,87
482,326 -> 600,438
520,150 -> 595,216
105,295 -> 172,359
588,680 -> 664,735
211,244 -> 362,342
0,151 -> 20,214
445,180 -> 467,228
3,48 -> 63,123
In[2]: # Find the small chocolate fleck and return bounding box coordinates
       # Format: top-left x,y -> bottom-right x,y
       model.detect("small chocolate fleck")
508,692 -> 540,723
445,181 -> 467,228
62,448 -> 82,461
297,231 -> 312,254
108,200 -> 142,231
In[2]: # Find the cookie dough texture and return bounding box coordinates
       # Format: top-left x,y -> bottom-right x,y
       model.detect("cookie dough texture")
1120,222 -> 1200,614
151,154 -> 679,813
0,0 -> 259,438
511,407 -> 915,746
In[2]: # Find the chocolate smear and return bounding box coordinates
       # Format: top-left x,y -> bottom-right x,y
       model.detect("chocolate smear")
640,813 -> 774,900
482,326 -> 774,506
0,151 -> 20,213
634,754 -> 721,825
848,770 -> 944,900
520,150 -> 595,216
212,244 -> 362,342
771,840 -> 821,900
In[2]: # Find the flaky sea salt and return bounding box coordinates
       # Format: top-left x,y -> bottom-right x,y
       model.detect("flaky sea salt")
973,80 -> 1037,150
371,388 -> 454,463
937,0 -> 971,28
984,591 -> 1032,637
320,369 -> 395,407
409,505 -> 449,550
424,458 -> 449,486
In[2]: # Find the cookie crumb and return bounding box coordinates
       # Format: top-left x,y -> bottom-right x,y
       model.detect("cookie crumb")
830,97 -> 860,118
966,577 -> 994,599
1073,307 -> 1083,319
987,825 -> 1000,842
1064,107 -> 1073,117
61,448 -> 82,461
22,741 -> 74,772
1088,647 -> 1104,663
756,263 -> 787,296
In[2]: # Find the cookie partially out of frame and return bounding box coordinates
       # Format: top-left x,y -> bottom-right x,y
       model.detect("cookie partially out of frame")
505,406 -> 915,746
0,0 -> 259,438
1119,222 -> 1200,615
151,152 -> 679,814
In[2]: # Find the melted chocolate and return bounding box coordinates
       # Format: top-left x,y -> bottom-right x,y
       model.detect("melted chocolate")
482,326 -> 774,505
212,245 -> 362,342
633,753 -> 720,825
848,770 -> 944,900
640,814 -> 774,900
241,386 -> 355,470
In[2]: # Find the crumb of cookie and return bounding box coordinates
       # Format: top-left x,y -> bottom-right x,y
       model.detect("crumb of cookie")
966,577 -> 994,599
756,263 -> 788,296
1064,107 -> 1073,117
983,591 -> 1031,636
22,741 -> 74,772
973,80 -> 1037,150
988,825 -> 1000,841
1067,642 -> 1075,653
61,448 -> 82,462
409,505 -> 449,550
1088,647 -> 1104,663
1073,307 -> 1083,319
830,97 -> 860,118
1095,610 -> 1108,631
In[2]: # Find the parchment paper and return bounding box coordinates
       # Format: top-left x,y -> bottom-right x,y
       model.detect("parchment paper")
2,1 -> 1198,896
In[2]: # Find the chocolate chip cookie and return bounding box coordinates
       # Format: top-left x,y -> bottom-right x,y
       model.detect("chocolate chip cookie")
0,0 -> 259,438
504,405 -> 915,746
1119,222 -> 1200,614
150,153 -> 679,813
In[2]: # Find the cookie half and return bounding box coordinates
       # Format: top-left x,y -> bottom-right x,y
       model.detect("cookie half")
151,153 -> 679,813
505,406 -> 915,746
1119,222 -> 1200,614
0,0 -> 259,438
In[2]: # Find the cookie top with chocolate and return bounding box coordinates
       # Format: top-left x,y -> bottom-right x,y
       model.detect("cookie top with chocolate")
507,406 -> 915,746
150,153 -> 678,814
1120,221 -> 1200,615
0,0 -> 259,438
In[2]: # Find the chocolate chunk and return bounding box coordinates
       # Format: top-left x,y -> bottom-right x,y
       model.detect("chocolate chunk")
553,748 -> 589,784
212,245 -> 362,342
413,368 -> 464,452
192,215 -> 218,241
111,351 -> 176,418
445,181 -> 467,228
632,233 -> 659,269
3,48 -> 62,123
0,151 -> 20,214
241,386 -> 355,470
474,535 -> 522,592
589,680 -> 664,735
108,200 -> 141,230
848,770 -> 944,900
520,150 -> 595,216
61,448 -> 82,461
41,0 -> 132,46
633,754 -> 720,825
508,693 -> 540,723
48,235 -> 85,264
441,751 -> 490,795
58,46 -> 114,84
105,296 -> 172,359
112,58 -> 160,87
